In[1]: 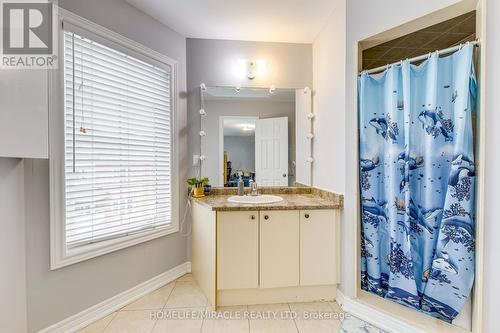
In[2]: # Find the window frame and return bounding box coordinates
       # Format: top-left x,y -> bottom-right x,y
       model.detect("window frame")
49,9 -> 179,270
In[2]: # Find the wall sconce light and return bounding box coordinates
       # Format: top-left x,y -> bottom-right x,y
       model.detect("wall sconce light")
235,59 -> 267,80
269,85 -> 276,94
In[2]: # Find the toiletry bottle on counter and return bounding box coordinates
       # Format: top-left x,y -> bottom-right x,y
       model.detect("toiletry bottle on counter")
237,175 -> 244,196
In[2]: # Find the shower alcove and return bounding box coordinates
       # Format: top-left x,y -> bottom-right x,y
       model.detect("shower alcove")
346,2 -> 485,333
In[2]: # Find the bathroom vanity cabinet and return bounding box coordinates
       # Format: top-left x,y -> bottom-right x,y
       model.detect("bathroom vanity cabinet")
191,195 -> 341,308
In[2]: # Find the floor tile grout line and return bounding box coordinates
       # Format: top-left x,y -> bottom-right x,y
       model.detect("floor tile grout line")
161,280 -> 176,309
245,304 -> 250,333
288,303 -> 300,333
98,311 -> 117,333
147,317 -> 158,333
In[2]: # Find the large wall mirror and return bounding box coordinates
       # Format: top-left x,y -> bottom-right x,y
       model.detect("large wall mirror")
200,85 -> 312,187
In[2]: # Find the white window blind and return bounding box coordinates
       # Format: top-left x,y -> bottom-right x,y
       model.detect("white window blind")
63,31 -> 172,249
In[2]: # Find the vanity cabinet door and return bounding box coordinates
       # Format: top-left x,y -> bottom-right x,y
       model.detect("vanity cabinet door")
259,210 -> 300,288
299,209 -> 339,286
217,211 -> 259,290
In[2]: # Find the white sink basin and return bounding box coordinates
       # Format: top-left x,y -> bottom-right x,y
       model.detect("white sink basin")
227,194 -> 283,204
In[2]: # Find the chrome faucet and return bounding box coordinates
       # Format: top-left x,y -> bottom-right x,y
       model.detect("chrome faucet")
250,180 -> 258,196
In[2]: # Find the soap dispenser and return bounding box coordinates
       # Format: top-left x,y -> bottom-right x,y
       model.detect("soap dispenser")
237,175 -> 244,196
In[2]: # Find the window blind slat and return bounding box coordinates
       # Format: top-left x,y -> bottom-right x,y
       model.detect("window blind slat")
64,36 -> 170,83
66,203 -> 171,226
63,35 -> 170,81
64,64 -> 170,97
64,31 -> 172,248
67,216 -> 171,247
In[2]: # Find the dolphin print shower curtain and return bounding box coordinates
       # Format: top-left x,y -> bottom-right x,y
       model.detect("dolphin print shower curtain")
358,44 -> 476,322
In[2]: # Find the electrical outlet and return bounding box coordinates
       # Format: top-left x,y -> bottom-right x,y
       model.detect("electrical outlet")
193,155 -> 200,166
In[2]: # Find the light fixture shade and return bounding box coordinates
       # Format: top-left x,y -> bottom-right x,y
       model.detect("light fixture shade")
235,59 -> 267,80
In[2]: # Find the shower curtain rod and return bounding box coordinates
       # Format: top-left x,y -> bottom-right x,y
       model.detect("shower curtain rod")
359,40 -> 480,75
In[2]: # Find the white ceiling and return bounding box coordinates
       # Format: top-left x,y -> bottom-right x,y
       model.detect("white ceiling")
125,0 -> 339,43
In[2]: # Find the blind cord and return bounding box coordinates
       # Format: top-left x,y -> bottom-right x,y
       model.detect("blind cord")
78,42 -> 86,134
179,163 -> 201,237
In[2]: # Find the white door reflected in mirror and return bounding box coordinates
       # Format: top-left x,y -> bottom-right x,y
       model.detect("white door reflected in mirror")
255,117 -> 288,186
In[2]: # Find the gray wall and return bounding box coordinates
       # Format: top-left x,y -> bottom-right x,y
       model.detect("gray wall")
202,99 -> 295,186
0,159 -> 27,333
224,135 -> 255,174
17,0 -> 189,331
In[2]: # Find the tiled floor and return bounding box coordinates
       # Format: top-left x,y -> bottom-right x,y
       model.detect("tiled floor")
78,273 -> 375,333
339,315 -> 386,333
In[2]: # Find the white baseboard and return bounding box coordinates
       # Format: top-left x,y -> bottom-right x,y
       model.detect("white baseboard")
336,290 -> 426,333
38,261 -> 191,333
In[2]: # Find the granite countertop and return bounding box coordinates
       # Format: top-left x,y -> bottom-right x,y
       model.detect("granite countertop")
191,188 -> 343,211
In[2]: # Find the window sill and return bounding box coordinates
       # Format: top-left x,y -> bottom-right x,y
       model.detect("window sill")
50,224 -> 179,270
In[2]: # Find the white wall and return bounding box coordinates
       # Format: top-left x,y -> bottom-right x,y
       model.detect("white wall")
312,0 -> 346,193
482,1 -> 500,331
0,159 -> 27,333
